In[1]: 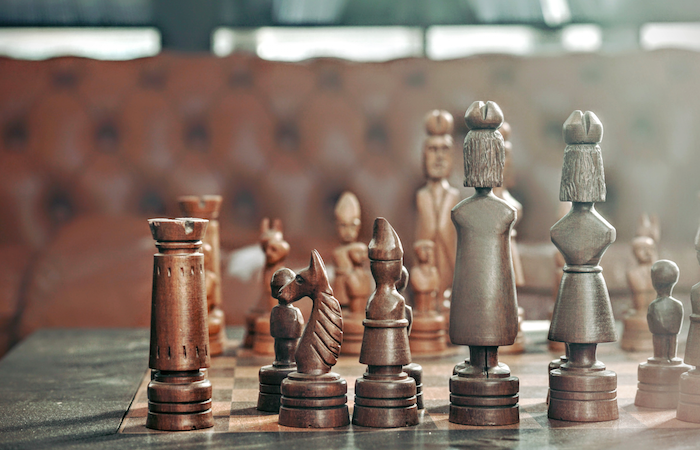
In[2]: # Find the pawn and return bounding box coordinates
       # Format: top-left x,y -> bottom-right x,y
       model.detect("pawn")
677,227 -> 700,423
635,260 -> 691,408
408,240 -> 447,354
257,269 -> 304,412
398,263 -> 424,411
340,242 -> 372,355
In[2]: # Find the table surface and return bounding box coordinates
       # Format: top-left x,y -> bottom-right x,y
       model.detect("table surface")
1,326 -> 700,450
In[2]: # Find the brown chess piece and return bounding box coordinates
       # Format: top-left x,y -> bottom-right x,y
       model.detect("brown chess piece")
353,218 -> 419,428
408,239 -> 447,354
635,260 -> 691,408
449,101 -> 519,426
548,202 -> 571,355
276,250 -> 350,428
396,260 -> 425,410
146,218 -> 214,431
245,218 -> 290,354
548,110 -> 619,423
178,195 -> 226,356
341,241 -> 373,355
677,226 -> 700,423
257,269 -> 304,412
332,191 -> 364,309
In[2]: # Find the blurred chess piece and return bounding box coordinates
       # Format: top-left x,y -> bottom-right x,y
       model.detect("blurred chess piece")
332,192 -> 365,309
408,239 -> 447,354
341,241 -> 373,355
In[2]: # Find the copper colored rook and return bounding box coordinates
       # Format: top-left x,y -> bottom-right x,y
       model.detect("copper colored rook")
146,218 -> 214,431
449,101 -> 519,426
276,251 -> 350,428
548,110 -> 619,422
353,217 -> 419,428
178,195 -> 226,356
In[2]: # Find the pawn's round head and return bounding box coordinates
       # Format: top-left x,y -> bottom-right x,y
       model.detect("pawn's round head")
414,239 -> 435,265
348,242 -> 368,266
651,259 -> 680,296
270,267 -> 295,302
632,236 -> 657,264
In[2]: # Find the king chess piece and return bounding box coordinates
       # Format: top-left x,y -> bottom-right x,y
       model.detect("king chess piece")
178,195 -> 227,356
146,218 -> 214,431
408,239 -> 447,354
449,101 -> 519,426
342,242 -> 373,355
635,260 -> 691,408
353,218 -> 419,428
257,269 -> 304,412
677,225 -> 700,423
276,251 -> 350,428
548,110 -> 619,422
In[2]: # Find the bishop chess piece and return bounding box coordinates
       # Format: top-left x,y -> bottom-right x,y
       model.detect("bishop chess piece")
146,218 -> 214,431
178,195 -> 226,356
635,260 -> 691,408
353,218 -> 419,428
548,110 -> 619,422
276,251 -> 350,428
677,226 -> 700,423
257,269 -> 304,412
449,101 -> 519,426
342,242 -> 373,355
408,239 -> 447,354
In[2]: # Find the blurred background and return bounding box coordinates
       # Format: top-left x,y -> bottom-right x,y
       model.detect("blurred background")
1,0 -> 699,357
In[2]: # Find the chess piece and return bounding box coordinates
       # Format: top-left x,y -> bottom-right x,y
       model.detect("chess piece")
449,101 -> 519,426
677,226 -> 700,423
245,218 -> 290,354
257,269 -> 304,412
341,241 -> 373,355
276,250 -> 350,428
353,218 -> 419,428
146,218 -> 214,431
621,231 -> 659,352
635,260 -> 691,408
416,110 -> 460,305
397,260 -> 424,410
332,191 -> 364,309
548,202 -> 571,354
178,195 -> 226,356
408,239 -> 447,354
548,110 -> 619,422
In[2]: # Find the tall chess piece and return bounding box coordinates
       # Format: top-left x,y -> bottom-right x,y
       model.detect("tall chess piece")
495,121 -> 526,355
635,260 -> 691,408
449,101 -> 519,426
245,218 -> 290,354
548,202 -> 571,355
178,195 -> 226,356
416,110 -> 459,308
257,269 -> 304,412
342,242 -> 373,355
408,239 -> 447,353
677,226 -> 700,423
276,251 -> 350,428
548,110 -> 619,422
146,218 -> 214,431
353,218 -> 419,428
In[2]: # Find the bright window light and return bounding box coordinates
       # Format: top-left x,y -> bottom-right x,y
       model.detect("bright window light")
540,0 -> 571,28
427,26 -> 536,60
0,28 -> 160,60
561,24 -> 602,52
641,23 -> 700,51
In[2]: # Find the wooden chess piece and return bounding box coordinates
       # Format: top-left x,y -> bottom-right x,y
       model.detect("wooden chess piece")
257,269 -> 304,412
332,191 -> 364,309
621,231 -> 659,352
548,202 -> 571,355
353,217 -> 419,428
146,218 -> 214,431
548,110 -> 619,423
416,110 -> 460,310
178,195 -> 226,356
397,260 -> 425,410
635,260 -> 691,408
276,250 -> 350,428
408,239 -> 447,354
341,241 -> 373,355
495,122 -> 526,355
449,101 -> 519,426
245,218 -> 290,354
677,226 -> 700,423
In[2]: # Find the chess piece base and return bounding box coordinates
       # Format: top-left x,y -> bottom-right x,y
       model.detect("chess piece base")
548,367 -> 618,422
279,372 -> 350,428
147,371 -> 214,431
677,371 -> 700,423
253,316 -> 274,355
352,373 -> 419,428
340,314 -> 363,356
403,362 -> 424,410
449,373 -> 520,426
258,364 -> 297,412
409,314 -> 447,354
635,361 -> 691,409
620,316 -> 653,352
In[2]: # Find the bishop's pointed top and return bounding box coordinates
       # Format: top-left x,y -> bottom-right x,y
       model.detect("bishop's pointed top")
368,217 -> 403,261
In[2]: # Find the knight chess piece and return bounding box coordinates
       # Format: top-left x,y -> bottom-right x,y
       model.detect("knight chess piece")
408,239 -> 447,354
677,226 -> 700,423
146,218 -> 214,431
276,251 -> 350,428
257,269 -> 304,412
178,195 -> 226,356
548,110 -> 619,423
342,241 -> 373,355
353,218 -> 419,428
449,101 -> 520,426
245,218 -> 290,354
635,260 -> 691,409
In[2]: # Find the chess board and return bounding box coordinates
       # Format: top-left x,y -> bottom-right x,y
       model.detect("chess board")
119,333 -> 700,434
